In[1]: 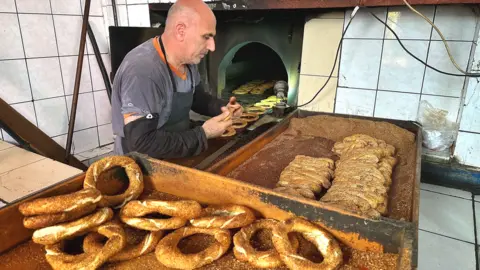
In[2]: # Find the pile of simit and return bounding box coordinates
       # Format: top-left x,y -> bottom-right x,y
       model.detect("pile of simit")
18,156 -> 344,270
274,134 -> 397,218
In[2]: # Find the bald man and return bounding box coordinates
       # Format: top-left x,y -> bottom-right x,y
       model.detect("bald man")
111,0 -> 242,159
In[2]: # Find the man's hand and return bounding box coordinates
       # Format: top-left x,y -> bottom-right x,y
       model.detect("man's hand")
224,97 -> 243,117
202,107 -> 233,139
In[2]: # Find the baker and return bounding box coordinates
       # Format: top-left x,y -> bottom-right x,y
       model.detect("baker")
111,0 -> 243,159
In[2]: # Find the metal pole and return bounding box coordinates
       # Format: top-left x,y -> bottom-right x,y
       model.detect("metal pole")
65,0 -> 91,162
87,23 -> 112,102
112,0 -> 119,27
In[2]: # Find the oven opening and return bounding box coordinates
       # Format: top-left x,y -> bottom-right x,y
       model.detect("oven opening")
220,42 -> 288,108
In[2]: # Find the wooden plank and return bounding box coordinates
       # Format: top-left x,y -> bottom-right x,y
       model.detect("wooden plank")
135,155 -> 413,254
0,174 -> 85,253
0,98 -> 87,171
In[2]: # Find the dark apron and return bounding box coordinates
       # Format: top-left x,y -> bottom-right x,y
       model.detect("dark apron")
121,37 -> 194,153
159,37 -> 194,132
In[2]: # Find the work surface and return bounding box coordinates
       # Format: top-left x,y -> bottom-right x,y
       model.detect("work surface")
0,141 -> 83,204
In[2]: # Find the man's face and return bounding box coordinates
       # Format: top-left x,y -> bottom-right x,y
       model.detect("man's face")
184,16 -> 216,64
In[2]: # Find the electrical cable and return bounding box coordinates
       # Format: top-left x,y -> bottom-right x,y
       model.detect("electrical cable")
296,6 -> 480,108
369,11 -> 480,78
402,0 -> 470,75
296,8 -> 359,108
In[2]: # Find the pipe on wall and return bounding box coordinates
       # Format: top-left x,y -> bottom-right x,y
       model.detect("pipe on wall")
65,0 -> 91,162
87,23 -> 113,102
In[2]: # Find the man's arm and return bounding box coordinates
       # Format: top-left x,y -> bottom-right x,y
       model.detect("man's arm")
120,75 -> 208,159
191,83 -> 228,117
123,114 -> 208,159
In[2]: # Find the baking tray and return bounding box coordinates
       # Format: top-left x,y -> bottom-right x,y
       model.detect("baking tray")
0,154 -> 415,269
206,110 -> 422,262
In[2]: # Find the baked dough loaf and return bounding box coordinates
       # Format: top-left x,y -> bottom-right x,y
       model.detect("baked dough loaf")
274,155 -> 334,200
321,134 -> 397,218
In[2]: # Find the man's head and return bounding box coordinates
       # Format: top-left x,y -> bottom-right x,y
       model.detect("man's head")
163,0 -> 216,65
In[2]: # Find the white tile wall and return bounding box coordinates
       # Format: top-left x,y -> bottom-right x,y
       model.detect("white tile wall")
374,91 -> 420,121
18,14 -> 58,58
98,123 -> 114,145
460,78 -> 480,133
81,0 -> 103,16
60,56 -> 93,94
73,127 -> 99,153
127,4 -> 150,27
0,14 -> 25,60
332,5 -> 480,168
385,6 -> 434,40
339,39 -> 383,89
27,57 -> 64,99
87,16 -> 109,54
0,0 -> 114,162
378,40 -> 428,93
94,90 -> 112,125
53,15 -> 85,56
89,54 -> 112,90
10,102 -> 37,126
335,88 -> 376,117
103,5 -> 128,27
0,60 -> 32,104
34,97 -> 68,137
50,0 -> 82,15
0,0 -> 16,12
52,134 -> 68,148
16,0 -> 51,14
422,41 -> 472,97
431,5 -> 477,41
454,132 -> 480,167
344,8 -> 386,39
66,92 -> 98,131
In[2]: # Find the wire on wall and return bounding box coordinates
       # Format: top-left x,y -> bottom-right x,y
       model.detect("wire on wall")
296,5 -> 480,108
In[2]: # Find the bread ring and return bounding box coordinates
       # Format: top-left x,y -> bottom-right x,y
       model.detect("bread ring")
24,203 -> 97,229
232,118 -> 248,129
83,226 -> 164,262
120,200 -> 202,231
221,126 -> 236,137
18,188 -> 102,216
240,113 -> 259,123
45,222 -> 126,270
155,227 -> 231,269
272,218 -> 343,270
246,106 -> 266,115
84,156 -> 144,208
190,204 -> 256,229
32,208 -> 113,245
233,219 -> 299,268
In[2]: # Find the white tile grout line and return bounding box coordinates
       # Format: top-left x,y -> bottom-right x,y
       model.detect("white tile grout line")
420,188 -> 472,201
471,194 -> 479,269
419,229 -> 476,245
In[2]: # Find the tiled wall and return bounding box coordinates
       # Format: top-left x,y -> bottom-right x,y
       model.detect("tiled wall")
300,5 -> 480,167
0,0 -> 114,163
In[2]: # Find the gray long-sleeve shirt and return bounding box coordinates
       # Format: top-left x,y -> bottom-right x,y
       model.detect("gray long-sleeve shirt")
111,37 -> 227,157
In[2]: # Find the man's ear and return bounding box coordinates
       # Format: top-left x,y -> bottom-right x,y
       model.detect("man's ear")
175,22 -> 186,41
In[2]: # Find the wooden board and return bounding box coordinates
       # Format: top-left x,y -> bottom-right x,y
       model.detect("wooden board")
0,154 -> 415,269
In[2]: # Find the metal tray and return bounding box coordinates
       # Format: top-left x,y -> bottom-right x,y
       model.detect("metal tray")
0,153 -> 416,269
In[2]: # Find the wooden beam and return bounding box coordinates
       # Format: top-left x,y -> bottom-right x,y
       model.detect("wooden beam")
0,98 -> 87,171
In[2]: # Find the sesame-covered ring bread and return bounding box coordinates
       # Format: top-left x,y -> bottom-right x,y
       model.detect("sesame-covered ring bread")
83,156 -> 144,208
45,221 -> 126,270
190,204 -> 256,229
155,226 -> 231,270
120,200 -> 202,231
32,207 -> 113,245
233,219 -> 299,268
